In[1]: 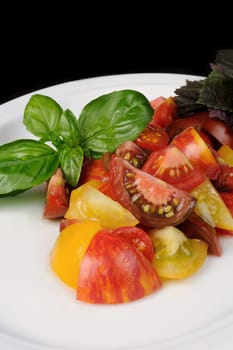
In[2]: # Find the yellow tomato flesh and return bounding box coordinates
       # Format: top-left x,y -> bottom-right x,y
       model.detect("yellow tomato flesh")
149,226 -> 208,279
65,182 -> 139,229
217,145 -> 233,166
50,221 -> 102,288
191,179 -> 233,230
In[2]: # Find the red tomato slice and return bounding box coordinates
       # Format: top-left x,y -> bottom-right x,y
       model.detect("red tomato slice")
203,117 -> 233,149
135,124 -> 169,152
77,230 -> 161,304
166,111 -> 209,139
142,145 -> 206,191
150,96 -> 177,128
113,226 -> 154,261
109,156 -> 196,228
43,168 -> 69,219
171,126 -> 220,180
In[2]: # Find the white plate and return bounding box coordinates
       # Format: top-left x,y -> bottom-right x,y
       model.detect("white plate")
1,73 -> 233,350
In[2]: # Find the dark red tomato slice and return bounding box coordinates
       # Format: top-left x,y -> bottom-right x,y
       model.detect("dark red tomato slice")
178,212 -> 222,256
150,96 -> 177,128
115,140 -> 148,168
113,226 -> 154,261
142,145 -> 206,191
109,156 -> 196,228
203,117 -> 233,149
43,168 -> 69,219
166,111 -> 209,139
135,124 -> 169,152
171,126 -> 220,180
213,163 -> 233,192
77,230 -> 161,304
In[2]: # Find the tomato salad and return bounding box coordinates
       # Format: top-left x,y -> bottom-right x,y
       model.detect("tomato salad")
1,72 -> 233,304
48,95 -> 233,304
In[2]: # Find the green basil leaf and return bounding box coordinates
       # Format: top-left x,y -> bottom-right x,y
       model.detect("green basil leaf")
59,145 -> 84,186
23,94 -> 63,139
0,139 -> 59,195
59,109 -> 81,146
77,89 -> 153,158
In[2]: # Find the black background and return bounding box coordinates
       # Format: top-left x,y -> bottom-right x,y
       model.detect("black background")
1,7 -> 232,105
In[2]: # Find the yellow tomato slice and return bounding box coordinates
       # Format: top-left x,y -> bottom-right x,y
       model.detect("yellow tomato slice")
217,145 -> 233,166
149,226 -> 208,279
191,179 -> 233,230
50,221 -> 102,288
65,182 -> 139,229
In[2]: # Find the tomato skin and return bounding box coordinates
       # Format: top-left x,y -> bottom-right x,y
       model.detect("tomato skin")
77,230 -> 161,304
203,117 -> 233,149
178,212 -> 222,256
150,96 -> 177,128
113,226 -> 154,261
109,156 -> 196,228
142,145 -> 206,191
135,124 -> 169,152
43,168 -> 69,219
171,126 -> 220,180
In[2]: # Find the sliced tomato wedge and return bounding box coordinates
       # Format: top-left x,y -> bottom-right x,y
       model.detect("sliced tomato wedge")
109,156 -> 196,228
65,182 -> 139,229
150,96 -> 177,128
171,126 -> 220,180
77,229 -> 161,304
149,226 -> 208,279
142,145 -> 206,191
43,168 -> 69,219
135,124 -> 169,152
191,179 -> 233,231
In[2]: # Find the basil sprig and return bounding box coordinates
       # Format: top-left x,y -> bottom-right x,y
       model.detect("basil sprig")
0,89 -> 153,196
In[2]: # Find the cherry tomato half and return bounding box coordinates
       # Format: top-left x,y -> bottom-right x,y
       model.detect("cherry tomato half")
135,124 -> 169,152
